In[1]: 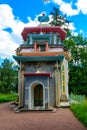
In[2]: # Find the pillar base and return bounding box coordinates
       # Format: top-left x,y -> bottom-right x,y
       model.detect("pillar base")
60,94 -> 69,102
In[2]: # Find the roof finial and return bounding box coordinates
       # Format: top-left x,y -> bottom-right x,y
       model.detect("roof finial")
38,13 -> 49,23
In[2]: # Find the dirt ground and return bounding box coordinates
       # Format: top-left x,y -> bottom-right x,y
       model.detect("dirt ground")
0,102 -> 86,130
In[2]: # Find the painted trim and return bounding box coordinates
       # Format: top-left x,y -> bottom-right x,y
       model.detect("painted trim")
13,55 -> 64,62
24,73 -> 51,77
62,62 -> 66,94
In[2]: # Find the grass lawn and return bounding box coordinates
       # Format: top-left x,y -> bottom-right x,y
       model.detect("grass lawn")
0,93 -> 18,104
71,100 -> 87,127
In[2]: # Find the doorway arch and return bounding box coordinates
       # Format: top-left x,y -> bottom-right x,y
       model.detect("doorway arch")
29,82 -> 44,109
34,84 -> 43,107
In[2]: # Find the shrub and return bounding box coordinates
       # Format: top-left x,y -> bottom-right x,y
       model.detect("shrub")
0,93 -> 18,104
71,100 -> 87,127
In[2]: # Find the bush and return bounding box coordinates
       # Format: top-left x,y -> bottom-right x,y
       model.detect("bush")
71,100 -> 87,127
0,93 -> 18,104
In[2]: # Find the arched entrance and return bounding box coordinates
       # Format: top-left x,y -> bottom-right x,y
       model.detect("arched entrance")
34,84 -> 43,107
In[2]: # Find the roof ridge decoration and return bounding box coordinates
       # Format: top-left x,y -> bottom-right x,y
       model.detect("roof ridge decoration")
38,13 -> 49,23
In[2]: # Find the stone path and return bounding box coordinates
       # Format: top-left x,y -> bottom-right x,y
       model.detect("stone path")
0,103 -> 87,130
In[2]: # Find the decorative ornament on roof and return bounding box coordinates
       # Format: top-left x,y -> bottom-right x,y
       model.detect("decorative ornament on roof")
38,13 -> 49,23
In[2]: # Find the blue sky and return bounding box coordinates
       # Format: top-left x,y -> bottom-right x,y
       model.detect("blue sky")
0,0 -> 87,63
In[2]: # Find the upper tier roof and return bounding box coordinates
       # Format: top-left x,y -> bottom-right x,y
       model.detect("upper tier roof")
21,26 -> 66,42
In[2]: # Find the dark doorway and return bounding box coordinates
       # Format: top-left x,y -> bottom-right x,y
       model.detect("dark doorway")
34,84 -> 43,106
37,44 -> 46,51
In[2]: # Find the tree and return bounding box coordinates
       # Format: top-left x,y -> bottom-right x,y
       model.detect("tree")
49,7 -> 87,96
64,34 -> 87,95
64,34 -> 87,65
49,7 -> 71,36
50,7 -> 65,26
0,59 -> 18,93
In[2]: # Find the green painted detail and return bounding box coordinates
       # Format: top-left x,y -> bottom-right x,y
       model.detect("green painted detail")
13,55 -> 64,62
29,33 -> 53,45
62,65 -> 64,70
33,37 -> 49,41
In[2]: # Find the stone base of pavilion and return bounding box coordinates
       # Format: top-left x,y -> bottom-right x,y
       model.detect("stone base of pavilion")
60,102 -> 70,108
14,106 -> 56,113
11,101 -> 70,113
11,103 -> 56,113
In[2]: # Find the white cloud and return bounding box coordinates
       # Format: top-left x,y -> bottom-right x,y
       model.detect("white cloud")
68,22 -> 76,30
0,29 -> 19,58
60,3 -> 79,16
52,0 -> 80,16
61,22 -> 75,31
76,0 -> 87,14
0,4 -> 39,59
0,4 -> 14,29
52,0 -> 63,5
52,0 -> 87,15
71,31 -> 78,36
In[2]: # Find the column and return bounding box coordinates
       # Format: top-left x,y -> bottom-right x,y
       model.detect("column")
46,42 -> 48,51
28,87 -> 31,109
44,88 -> 49,109
18,69 -> 22,107
18,63 -> 24,107
55,61 -> 61,107
57,69 -> 60,107
34,42 -> 37,52
21,69 -> 24,106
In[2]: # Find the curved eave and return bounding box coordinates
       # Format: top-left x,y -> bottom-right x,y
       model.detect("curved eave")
13,55 -> 64,63
21,26 -> 66,42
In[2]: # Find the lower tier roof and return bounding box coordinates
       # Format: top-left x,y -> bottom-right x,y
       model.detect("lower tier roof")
13,55 -> 64,63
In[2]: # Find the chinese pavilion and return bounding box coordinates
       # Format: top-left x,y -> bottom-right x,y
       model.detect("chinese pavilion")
13,15 -> 71,111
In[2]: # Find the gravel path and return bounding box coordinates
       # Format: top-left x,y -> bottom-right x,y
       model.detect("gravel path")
0,103 -> 86,130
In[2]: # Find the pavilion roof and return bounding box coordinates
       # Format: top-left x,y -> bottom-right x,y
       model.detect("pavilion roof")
21,26 -> 66,42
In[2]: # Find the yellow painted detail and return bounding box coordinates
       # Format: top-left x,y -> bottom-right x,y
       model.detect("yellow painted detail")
62,64 -> 66,93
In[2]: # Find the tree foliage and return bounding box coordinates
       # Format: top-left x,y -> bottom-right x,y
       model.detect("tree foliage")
64,34 -> 87,95
50,7 -> 87,96
49,7 -> 71,36
49,7 -> 65,26
0,59 -> 18,93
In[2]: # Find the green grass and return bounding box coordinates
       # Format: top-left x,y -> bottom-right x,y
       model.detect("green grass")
0,93 -> 18,104
71,100 -> 87,127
